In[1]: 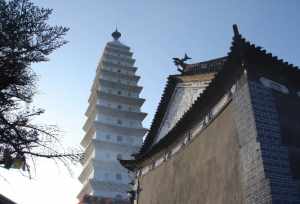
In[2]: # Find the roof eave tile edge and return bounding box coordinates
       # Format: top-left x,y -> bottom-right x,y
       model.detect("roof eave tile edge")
120,27 -> 246,171
120,24 -> 300,171
120,30 -> 240,171
138,57 -> 229,157
138,75 -> 181,155
134,53 -> 244,164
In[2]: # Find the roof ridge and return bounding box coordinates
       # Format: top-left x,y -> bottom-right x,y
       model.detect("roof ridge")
126,24 -> 300,167
138,75 -> 180,155
135,34 -> 244,161
231,26 -> 299,72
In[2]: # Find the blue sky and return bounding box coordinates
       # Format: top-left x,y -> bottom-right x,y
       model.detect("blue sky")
1,0 -> 300,204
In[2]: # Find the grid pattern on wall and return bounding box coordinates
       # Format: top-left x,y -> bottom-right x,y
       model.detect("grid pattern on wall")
249,81 -> 300,203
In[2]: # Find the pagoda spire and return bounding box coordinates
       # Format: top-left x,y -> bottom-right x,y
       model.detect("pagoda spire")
112,28 -> 121,40
78,29 -> 147,201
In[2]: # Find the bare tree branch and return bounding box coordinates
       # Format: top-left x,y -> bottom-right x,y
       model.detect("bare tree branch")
0,0 -> 82,175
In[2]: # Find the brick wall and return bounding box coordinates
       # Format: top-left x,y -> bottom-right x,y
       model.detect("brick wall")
248,80 -> 300,203
232,74 -> 272,204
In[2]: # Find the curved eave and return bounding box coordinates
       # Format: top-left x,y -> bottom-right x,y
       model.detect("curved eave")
77,180 -> 92,199
81,141 -> 95,165
90,180 -> 129,193
82,122 -> 147,148
85,90 -> 145,117
80,126 -> 95,147
83,112 -> 97,132
88,90 -> 145,106
82,139 -> 138,164
130,68 -> 236,169
98,91 -> 145,106
99,79 -> 143,93
87,88 -> 98,104
79,157 -> 130,184
79,159 -> 93,183
85,101 -> 95,117
99,68 -> 140,83
101,60 -> 137,73
106,41 -> 130,50
103,53 -> 135,64
94,121 -> 148,136
137,75 -> 180,155
81,126 -> 144,149
105,46 -> 133,57
93,139 -> 141,152
119,159 -> 137,171
125,26 -> 251,168
97,105 -> 147,121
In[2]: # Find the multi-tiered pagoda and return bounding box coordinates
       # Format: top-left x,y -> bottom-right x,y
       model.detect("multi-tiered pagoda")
78,30 -> 147,202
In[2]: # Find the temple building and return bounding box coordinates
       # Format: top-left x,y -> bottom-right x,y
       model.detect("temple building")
121,25 -> 300,204
78,30 -> 147,203
0,194 -> 17,204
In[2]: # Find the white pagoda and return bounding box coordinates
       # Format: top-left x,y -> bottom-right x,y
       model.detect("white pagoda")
78,30 -> 147,201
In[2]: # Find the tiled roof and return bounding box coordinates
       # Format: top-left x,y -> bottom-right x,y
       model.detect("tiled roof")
0,194 -> 17,204
120,24 -> 300,170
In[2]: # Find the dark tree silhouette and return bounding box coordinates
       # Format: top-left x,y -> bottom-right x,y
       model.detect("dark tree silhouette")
0,0 -> 81,174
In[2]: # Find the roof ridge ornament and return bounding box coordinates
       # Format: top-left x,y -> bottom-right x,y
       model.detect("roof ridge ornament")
232,24 -> 246,67
233,24 -> 240,37
173,53 -> 192,73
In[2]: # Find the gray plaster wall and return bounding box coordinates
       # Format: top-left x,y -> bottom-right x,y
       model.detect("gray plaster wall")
137,103 -> 244,204
135,71 -> 300,204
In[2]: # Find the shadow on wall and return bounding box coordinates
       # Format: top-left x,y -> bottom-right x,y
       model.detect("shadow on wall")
274,92 -> 300,179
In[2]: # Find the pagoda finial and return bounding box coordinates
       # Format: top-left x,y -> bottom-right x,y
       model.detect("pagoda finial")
233,24 -> 240,37
112,28 -> 121,40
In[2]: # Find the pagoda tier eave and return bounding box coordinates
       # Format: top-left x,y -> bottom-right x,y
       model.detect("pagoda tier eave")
80,122 -> 146,148
101,60 -> 137,73
77,180 -> 92,199
85,104 -> 147,121
82,111 -> 147,132
82,112 -> 96,132
81,138 -> 141,157
98,68 -> 140,82
81,121 -> 147,147
106,41 -> 130,50
79,159 -> 93,183
93,121 -> 148,135
88,90 -> 145,107
105,46 -> 133,57
90,179 -> 130,193
102,53 -> 135,64
80,126 -> 95,147
98,78 -> 143,93
85,93 -> 146,116
96,105 -> 147,120
79,35 -> 147,200
79,159 -> 130,183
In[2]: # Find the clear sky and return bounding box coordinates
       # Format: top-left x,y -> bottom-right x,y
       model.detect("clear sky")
1,0 -> 300,204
